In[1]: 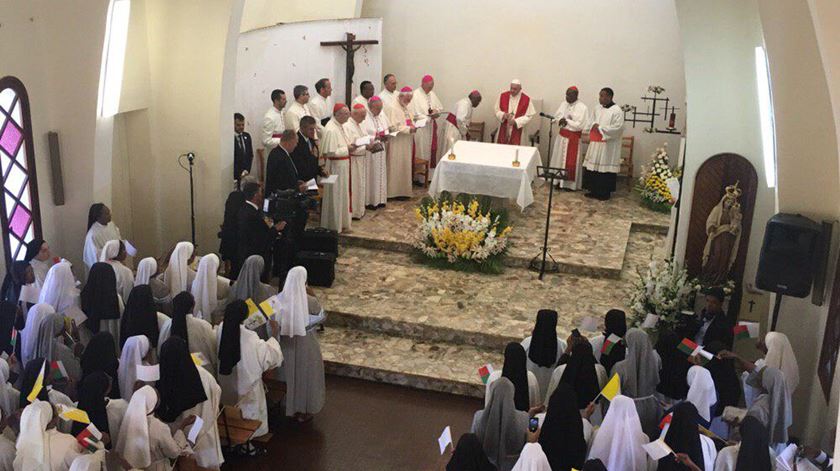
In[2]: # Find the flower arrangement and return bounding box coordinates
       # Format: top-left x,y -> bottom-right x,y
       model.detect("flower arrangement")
629,257 -> 700,333
413,193 -> 512,273
648,85 -> 666,94
636,143 -> 680,213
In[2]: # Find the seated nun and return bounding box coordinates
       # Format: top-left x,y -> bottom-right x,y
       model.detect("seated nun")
117,335 -> 153,401
24,238 -> 55,295
14,400 -> 84,471
162,242 -> 197,296
158,292 -> 218,376
189,253 -> 228,323
0,357 -> 20,418
274,266 -> 326,423
471,377 -> 529,471
99,239 -> 135,303
115,385 -> 193,470
485,342 -> 540,410
216,300 -> 283,443
610,328 -> 663,440
135,257 -> 172,315
157,337 -> 223,470
80,263 -> 122,348
713,416 -> 775,471
544,337 -> 606,411
658,402 -> 717,471
521,309 -> 566,400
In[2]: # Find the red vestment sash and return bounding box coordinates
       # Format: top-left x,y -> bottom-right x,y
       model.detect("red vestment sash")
446,112 -> 457,127
497,92 -> 530,145
589,127 -> 604,143
558,128 -> 582,181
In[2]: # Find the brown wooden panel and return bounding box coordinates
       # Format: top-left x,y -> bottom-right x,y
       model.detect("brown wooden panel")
818,248 -> 840,400
685,154 -> 758,316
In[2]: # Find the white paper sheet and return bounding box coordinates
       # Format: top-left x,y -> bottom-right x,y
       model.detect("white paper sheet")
319,174 -> 338,185
437,425 -> 452,454
775,443 -> 797,471
263,199 -> 270,212
642,439 -> 674,461
187,416 -> 204,445
642,313 -> 660,329
354,135 -> 372,146
305,178 -> 318,191
124,241 -> 138,257
65,306 -> 88,326
414,118 -> 428,129
136,364 -> 160,382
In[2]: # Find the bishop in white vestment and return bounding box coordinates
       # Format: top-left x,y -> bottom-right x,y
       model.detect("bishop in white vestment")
583,87 -> 625,200
363,96 -> 390,207
443,90 -> 482,146
320,104 -> 355,232
343,104 -> 371,220
384,87 -> 416,198
408,75 -> 445,168
262,90 -> 287,153
548,86 -> 589,190
494,79 -> 536,145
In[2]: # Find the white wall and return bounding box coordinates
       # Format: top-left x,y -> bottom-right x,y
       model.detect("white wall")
235,18 -> 382,146
362,0 -> 686,175
240,0 -> 362,33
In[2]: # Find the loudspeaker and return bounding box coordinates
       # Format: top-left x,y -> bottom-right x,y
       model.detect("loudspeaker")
300,228 -> 338,255
756,213 -> 822,297
47,131 -> 65,206
294,251 -> 336,287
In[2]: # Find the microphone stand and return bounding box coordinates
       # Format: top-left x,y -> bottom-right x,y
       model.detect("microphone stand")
530,165 -> 566,280
178,152 -> 197,247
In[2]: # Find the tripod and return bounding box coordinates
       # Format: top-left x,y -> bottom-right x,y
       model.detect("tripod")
178,152 -> 197,247
529,165 -> 567,280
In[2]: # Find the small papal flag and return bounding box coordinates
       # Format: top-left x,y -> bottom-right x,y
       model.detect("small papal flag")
478,364 -> 494,384
677,338 -> 699,356
26,360 -> 46,402
259,298 -> 275,317
58,405 -> 91,424
76,423 -> 102,452
9,328 -> 17,347
601,333 -> 622,355
598,373 -> 621,402
659,412 -> 673,430
245,298 -> 260,316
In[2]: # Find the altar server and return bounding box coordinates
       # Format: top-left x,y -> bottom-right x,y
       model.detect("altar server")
384,87 -> 416,198
83,203 -> 121,272
494,79 -> 536,145
284,85 -> 318,133
320,103 -> 356,232
261,89 -> 287,153
409,75 -> 445,168
310,78 -> 333,126
100,239 -> 134,302
158,292 -> 218,376
217,300 -> 283,438
549,86 -> 589,190
583,87 -> 625,200
379,74 -> 398,108
363,96 -> 390,208
344,103 -> 373,219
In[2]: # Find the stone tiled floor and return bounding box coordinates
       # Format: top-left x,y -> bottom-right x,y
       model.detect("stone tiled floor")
339,184 -> 669,275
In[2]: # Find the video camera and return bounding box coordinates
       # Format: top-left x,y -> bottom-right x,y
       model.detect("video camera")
265,188 -> 318,223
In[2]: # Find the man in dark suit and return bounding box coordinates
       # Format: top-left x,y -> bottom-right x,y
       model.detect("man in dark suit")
678,287 -> 734,349
234,113 -> 254,184
292,115 -> 328,182
236,180 -> 286,280
265,130 -> 307,196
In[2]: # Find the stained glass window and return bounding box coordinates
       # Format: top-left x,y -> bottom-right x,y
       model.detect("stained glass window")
0,77 -> 42,264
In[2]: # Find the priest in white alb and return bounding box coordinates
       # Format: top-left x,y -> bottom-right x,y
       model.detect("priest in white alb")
379,73 -> 398,109
363,96 -> 390,208
352,80 -> 375,111
261,89 -> 287,154
443,90 -> 482,145
310,78 -> 333,129
320,103 -> 358,232
384,87 -> 416,199
409,75 -> 445,170
548,86 -> 589,190
285,85 -> 321,134
583,87 -> 625,201
494,79 -> 536,145
343,104 -> 373,220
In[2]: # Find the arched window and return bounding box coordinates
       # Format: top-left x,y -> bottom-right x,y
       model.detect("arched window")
0,77 -> 42,264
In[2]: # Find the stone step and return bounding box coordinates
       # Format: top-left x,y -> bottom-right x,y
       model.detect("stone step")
319,324 -> 502,398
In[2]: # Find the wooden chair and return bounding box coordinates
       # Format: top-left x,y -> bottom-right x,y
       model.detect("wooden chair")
413,160 -> 430,187
579,134 -> 636,188
217,406 -> 263,450
467,121 -> 485,142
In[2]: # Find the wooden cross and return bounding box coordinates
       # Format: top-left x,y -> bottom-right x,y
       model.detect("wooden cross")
320,33 -> 379,105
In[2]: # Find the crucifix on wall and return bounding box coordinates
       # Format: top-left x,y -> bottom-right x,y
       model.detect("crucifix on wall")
320,33 -> 379,105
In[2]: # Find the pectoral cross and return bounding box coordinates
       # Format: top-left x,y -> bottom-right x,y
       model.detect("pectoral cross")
321,33 -> 379,105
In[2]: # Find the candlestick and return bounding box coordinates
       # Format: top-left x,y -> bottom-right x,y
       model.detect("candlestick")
512,149 -> 520,167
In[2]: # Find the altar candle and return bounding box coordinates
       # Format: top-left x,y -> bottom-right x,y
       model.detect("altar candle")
515,149 -> 519,162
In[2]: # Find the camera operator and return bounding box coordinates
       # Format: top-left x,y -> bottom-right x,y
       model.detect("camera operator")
237,180 -> 286,281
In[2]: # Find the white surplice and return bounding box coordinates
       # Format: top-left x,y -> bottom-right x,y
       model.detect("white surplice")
320,119 -> 352,232
384,101 -> 415,198
308,94 -> 333,122
409,88 -> 445,166
82,221 -> 121,271
343,118 -> 370,219
284,101 -> 319,134
216,325 -> 283,437
261,106 -> 286,153
548,100 -> 589,190
362,110 -> 390,206
583,104 -> 625,173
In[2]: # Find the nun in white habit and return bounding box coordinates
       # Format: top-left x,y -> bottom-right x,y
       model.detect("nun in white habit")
587,394 -> 650,471
610,328 -> 663,439
163,242 -> 196,296
0,358 -> 20,418
99,239 -> 135,303
37,262 -> 80,320
115,385 -> 192,471
135,257 -> 173,315
274,266 -> 326,421
470,377 -> 529,471
117,334 -> 151,401
14,400 -> 83,471
685,365 -> 717,426
158,291 -> 218,377
82,203 -> 121,273
190,254 -> 226,322
217,300 -> 283,438
511,442 -> 552,471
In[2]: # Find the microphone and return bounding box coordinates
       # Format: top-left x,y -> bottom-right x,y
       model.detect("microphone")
186,152 -> 195,163
539,112 -> 555,120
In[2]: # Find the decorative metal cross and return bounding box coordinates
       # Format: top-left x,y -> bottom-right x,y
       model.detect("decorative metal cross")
320,33 -> 379,105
